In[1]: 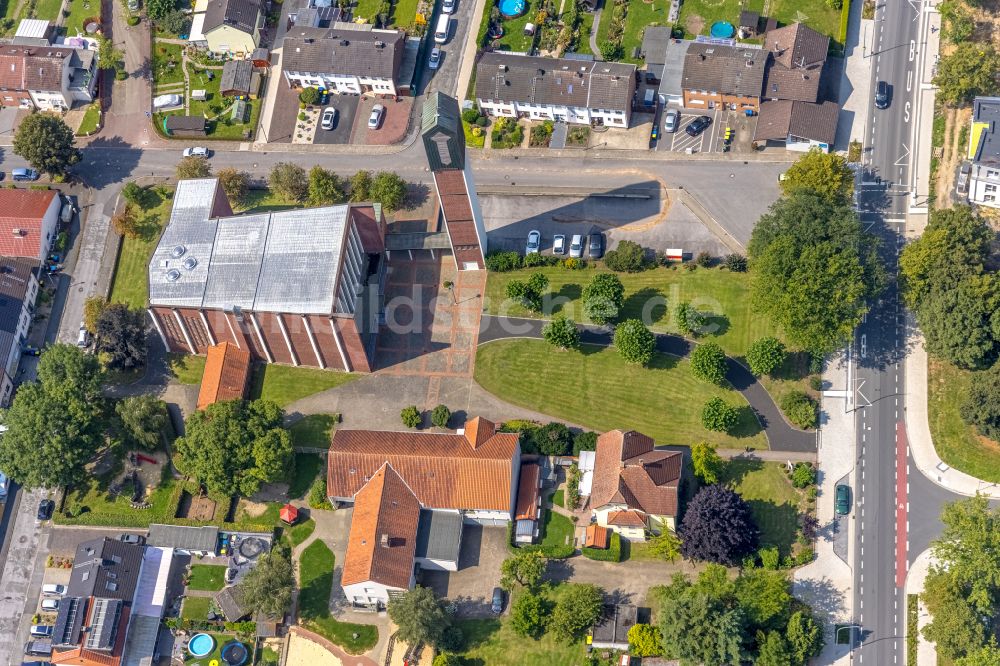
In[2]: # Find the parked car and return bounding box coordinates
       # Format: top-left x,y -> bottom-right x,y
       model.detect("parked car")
37,499 -> 54,521
11,168 -> 38,182
0,471 -> 7,499
491,587 -> 504,614
22,661 -> 51,666
22,346 -> 40,356
41,584 -> 65,597
77,324 -> 89,348
368,104 -> 385,129
874,80 -> 891,109
588,232 -> 604,259
957,163 -> 972,196
320,107 -> 338,130
663,108 -> 680,133
152,94 -> 182,109
569,234 -> 584,259
442,0 -> 456,12
685,115 -> 712,137
119,533 -> 143,545
552,234 -> 566,255
526,230 -> 541,254
428,47 -> 442,70
29,627 -> 53,639
835,484 -> 851,515
40,598 -> 59,612
23,642 -> 52,658
182,146 -> 211,157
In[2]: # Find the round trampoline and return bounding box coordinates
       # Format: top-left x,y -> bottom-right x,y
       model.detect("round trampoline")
220,642 -> 248,666
237,537 -> 265,560
710,21 -> 736,38
498,0 -> 525,17
188,634 -> 215,658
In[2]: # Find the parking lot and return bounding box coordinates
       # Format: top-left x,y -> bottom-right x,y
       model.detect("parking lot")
656,107 -> 759,154
312,94 -> 360,145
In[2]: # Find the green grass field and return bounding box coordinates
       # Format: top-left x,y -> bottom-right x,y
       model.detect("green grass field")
719,459 -> 801,557
63,0 -> 99,35
187,564 -> 227,591
928,359 -> 1000,482
476,340 -> 767,448
168,353 -> 207,384
298,540 -> 379,653
390,0 -> 419,28
289,414 -> 338,449
31,0 -> 62,21
288,453 -> 322,498
288,517 -> 316,547
537,507 -> 574,551
152,41 -> 186,88
573,11 -> 595,56
109,191 -> 173,309
677,0 -> 840,45
180,596 -> 212,621
248,364 -> 358,408
485,265 -> 780,358
621,0 -> 668,62
75,103 -> 101,136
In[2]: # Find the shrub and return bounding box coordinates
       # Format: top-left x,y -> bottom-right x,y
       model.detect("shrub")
431,404 -> 451,428
791,462 -> 816,488
511,591 -> 548,638
583,273 -> 625,324
690,342 -> 728,384
603,240 -> 646,272
614,319 -> 655,365
562,257 -> 584,270
759,546 -> 781,570
724,253 -> 748,272
485,250 -> 522,272
543,315 -> 580,350
400,406 -> 421,428
461,108 -> 480,123
694,251 -> 713,268
523,252 -> 557,267
299,87 -> 321,105
675,301 -> 705,336
582,531 -> 622,561
809,375 -> 824,391
745,337 -> 786,376
573,431 -> 598,455
307,476 -> 332,509
701,397 -> 740,433
780,391 -> 818,429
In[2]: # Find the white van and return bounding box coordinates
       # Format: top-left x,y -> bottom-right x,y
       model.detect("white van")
434,14 -> 450,43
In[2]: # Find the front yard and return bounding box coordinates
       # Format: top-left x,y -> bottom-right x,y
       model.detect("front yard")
476,340 -> 768,448
719,459 -> 807,559
109,188 -> 173,309
298,540 -> 379,653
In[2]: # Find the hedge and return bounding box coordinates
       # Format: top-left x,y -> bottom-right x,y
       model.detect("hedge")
906,594 -> 918,666
582,532 -> 622,562
837,0 -> 852,48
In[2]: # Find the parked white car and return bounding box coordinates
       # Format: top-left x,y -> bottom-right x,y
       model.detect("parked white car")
152,94 -> 182,109
552,234 -> 566,255
368,104 -> 385,129
41,584 -> 66,597
182,147 -> 211,157
569,234 -> 584,258
41,599 -> 59,612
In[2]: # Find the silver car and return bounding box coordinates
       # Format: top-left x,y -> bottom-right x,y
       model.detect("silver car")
526,230 -> 541,254
552,234 -> 566,255
663,108 -> 680,133
182,146 -> 210,157
569,234 -> 583,258
368,104 -> 385,129
320,107 -> 337,130
428,47 -> 442,70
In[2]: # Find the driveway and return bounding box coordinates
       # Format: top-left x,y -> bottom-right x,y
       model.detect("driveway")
352,96 -> 415,146
420,525 -> 506,618
658,108 -> 722,154
543,554 -> 699,607
312,94 -> 360,146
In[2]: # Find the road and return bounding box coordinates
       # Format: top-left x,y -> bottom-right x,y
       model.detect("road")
852,0 -> 959,663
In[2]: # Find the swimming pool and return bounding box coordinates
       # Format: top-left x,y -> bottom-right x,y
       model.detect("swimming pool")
498,0 -> 525,18
188,633 -> 215,658
710,21 -> 736,38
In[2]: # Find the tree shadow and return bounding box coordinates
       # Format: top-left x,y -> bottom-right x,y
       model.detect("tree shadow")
623,286 -> 668,326
771,351 -> 812,382
547,283 -> 582,316
405,183 -> 431,210
719,457 -> 764,488
647,351 -> 679,371
746,498 -> 799,557
729,405 -> 763,438
76,135 -> 143,189
700,313 -> 730,338
793,575 -> 847,619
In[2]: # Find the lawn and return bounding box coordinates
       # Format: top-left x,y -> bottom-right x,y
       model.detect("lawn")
75,103 -> 101,136
109,189 -> 173,309
249,363 -> 359,408
238,188 -> 303,213
572,11 -> 595,56
31,0 -> 62,21
537,507 -> 574,551
676,0 -> 840,45
298,540 -> 379,653
152,41 -> 186,89
484,0 -> 537,52
63,0 -> 99,35
928,359 -> 1000,482
719,459 -> 801,557
621,0 -> 669,63
168,352 -> 207,384
289,414 -> 338,450
354,0 -> 382,22
390,0 -> 419,28
476,340 -> 768,449
180,596 -> 213,621
552,488 -> 564,507
484,264 -> 780,358
188,564 -> 227,591
288,453 -> 322,498
288,518 -> 316,547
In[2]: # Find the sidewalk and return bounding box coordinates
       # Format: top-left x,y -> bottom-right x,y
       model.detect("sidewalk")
833,0 -> 872,151
904,548 -> 937,666
909,1 -> 940,214
905,333 -> 1000,498
453,0 -> 488,101
792,352 -> 855,666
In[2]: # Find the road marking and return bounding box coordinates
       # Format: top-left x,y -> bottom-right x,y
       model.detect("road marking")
904,101 -> 911,123
909,40 -> 916,62
895,420 -> 909,588
906,70 -> 913,93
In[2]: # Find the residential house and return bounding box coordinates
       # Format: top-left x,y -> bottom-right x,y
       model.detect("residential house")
121,546 -> 175,666
589,604 -> 637,650
328,416 -> 521,607
192,0 -> 264,55
0,38 -> 97,110
214,585 -> 248,621
965,96 -> 1000,208
474,51 -> 636,127
146,178 -> 387,373
0,189 -> 60,405
147,524 -> 220,556
680,42 -> 767,112
282,25 -> 406,96
196,341 -> 251,410
754,99 -> 839,152
589,429 -> 684,541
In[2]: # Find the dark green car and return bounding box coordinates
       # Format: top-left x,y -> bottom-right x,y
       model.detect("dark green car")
835,484 -> 851,515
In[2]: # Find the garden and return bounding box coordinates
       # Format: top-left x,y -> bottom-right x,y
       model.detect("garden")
927,359 -> 1000,482
298,540 -> 379,653
491,116 -> 524,149
75,103 -> 101,137
675,0 -> 844,47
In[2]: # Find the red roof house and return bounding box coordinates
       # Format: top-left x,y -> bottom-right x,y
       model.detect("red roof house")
0,189 -> 60,260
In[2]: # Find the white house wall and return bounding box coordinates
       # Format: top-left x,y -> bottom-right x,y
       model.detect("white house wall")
283,70 -> 398,96
477,99 -> 627,127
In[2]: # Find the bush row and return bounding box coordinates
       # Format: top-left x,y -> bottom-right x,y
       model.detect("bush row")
582,531 -> 622,562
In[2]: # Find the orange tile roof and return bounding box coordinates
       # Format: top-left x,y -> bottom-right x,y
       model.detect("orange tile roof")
590,429 -> 683,517
341,463 -> 421,589
515,463 -> 540,521
607,510 -> 647,527
50,601 -> 131,666
328,418 -> 520,511
0,189 -> 56,259
196,342 -> 251,410
585,524 -> 610,549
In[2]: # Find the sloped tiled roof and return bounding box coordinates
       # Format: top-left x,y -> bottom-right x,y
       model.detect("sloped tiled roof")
755,99 -> 839,146
341,463 -> 421,589
0,189 -> 56,258
327,417 -> 519,511
197,341 -> 251,409
203,0 -> 262,36
0,46 -> 69,92
607,509 -> 647,527
282,26 -> 404,80
515,463 -> 540,521
590,430 -> 683,517
761,58 -> 822,102
764,23 -> 829,71
682,43 -> 766,97
584,524 -> 609,549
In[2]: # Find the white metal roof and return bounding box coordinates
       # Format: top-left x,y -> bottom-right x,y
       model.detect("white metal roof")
15,19 -> 49,39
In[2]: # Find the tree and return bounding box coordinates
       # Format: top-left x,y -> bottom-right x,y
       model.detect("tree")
691,442 -> 724,484
791,462 -> 816,488
13,113 -> 81,177
217,168 -> 249,207
388,586 -> 451,648
370,171 -> 408,212
780,391 -> 818,429
542,315 -> 580,350
745,337 -> 786,376
506,273 -> 548,312
779,148 -> 855,203
0,345 -> 105,489
934,42 -> 1000,105
675,301 -> 705,336
96,35 -> 124,71
679,484 -> 759,565
159,9 -> 190,34
511,591 -> 547,638
349,170 -> 374,201
573,430 -> 598,455
599,40 -> 621,61
400,405 -> 421,428
298,86 -> 321,105
308,166 -> 346,206
646,530 -> 681,562
533,422 -> 573,456
603,240 -> 646,272
115,395 -> 167,450
83,296 -> 106,333
500,550 -> 546,590
110,204 -> 140,239
627,623 -> 662,657
95,303 -> 147,370
701,397 -> 740,433
614,319 -> 655,365
582,273 -> 624,324
931,496 -> 1000,615
786,611 -> 824,665
690,341 -> 727,384
175,399 -> 293,497
549,583 -> 604,641
656,585 -> 747,665
431,404 -> 451,428
122,181 -> 144,206
748,193 -> 884,355
922,568 -> 987,660
432,655 -> 464,666
962,363 -> 1000,441
725,253 -> 748,272
957,642 -> 1000,666
918,272 -> 1000,370
756,631 -> 794,666
146,0 -> 177,20
734,568 -> 792,629
269,162 -> 308,202
176,155 -> 211,179
237,549 -> 294,619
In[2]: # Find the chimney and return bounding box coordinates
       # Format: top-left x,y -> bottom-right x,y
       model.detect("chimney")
11,228 -> 23,236
380,533 -> 389,548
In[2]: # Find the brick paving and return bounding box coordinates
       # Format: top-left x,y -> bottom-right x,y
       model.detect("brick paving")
352,96 -> 415,146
